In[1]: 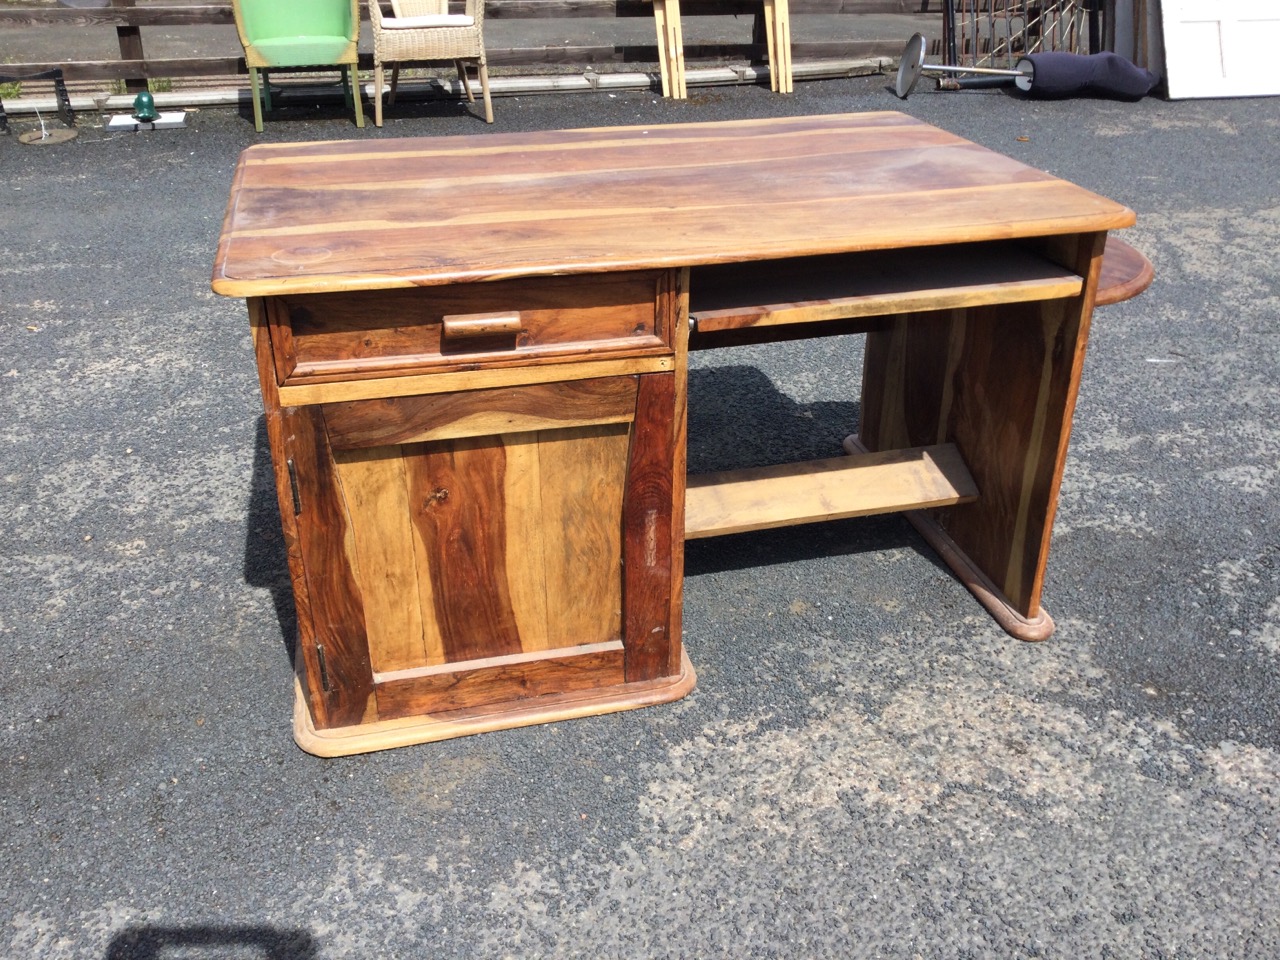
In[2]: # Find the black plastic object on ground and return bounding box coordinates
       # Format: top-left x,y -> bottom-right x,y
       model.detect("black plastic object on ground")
1017,51 -> 1159,99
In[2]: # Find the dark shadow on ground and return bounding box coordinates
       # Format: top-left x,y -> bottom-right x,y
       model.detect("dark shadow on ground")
105,924 -> 318,960
684,364 -> 953,580
244,416 -> 297,663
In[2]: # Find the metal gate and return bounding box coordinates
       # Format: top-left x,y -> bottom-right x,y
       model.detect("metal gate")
943,0 -> 1106,69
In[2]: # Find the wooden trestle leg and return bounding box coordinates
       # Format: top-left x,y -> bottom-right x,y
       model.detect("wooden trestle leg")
853,233 -> 1108,641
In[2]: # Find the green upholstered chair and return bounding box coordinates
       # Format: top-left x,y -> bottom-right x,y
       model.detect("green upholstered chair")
232,0 -> 365,132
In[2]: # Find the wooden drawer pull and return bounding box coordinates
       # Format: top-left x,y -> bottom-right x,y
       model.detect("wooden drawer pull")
442,311 -> 522,340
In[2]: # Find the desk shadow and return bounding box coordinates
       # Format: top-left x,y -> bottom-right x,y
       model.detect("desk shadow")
685,510 -> 927,578
684,364 -> 938,578
105,924 -> 317,960
244,416 -> 297,663
687,364 -> 859,475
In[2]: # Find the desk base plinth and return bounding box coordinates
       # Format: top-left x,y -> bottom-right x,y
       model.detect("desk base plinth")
903,509 -> 1056,642
842,434 -> 1056,642
292,649 -> 697,757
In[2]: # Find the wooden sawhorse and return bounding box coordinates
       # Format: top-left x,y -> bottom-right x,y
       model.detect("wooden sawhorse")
648,0 -> 792,99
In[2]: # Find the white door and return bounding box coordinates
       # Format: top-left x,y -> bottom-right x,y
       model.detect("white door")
1162,0 -> 1280,98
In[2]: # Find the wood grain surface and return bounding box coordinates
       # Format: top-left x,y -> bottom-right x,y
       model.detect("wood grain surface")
320,418 -> 634,675
859,232 -> 1108,619
685,443 -> 978,539
226,115 -> 1144,744
269,272 -> 667,385
281,404 -> 377,728
688,242 -> 1084,332
322,377 -> 640,450
212,112 -> 1135,297
622,373 -> 681,682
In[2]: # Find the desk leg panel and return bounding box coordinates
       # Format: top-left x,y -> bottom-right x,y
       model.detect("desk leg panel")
861,278 -> 1099,629
623,372 -> 684,682
280,404 -> 378,728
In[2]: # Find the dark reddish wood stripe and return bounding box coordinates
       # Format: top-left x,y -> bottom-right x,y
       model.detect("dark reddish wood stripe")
622,373 -> 678,682
374,643 -> 626,719
406,438 -> 524,663
283,405 -> 375,728
323,377 -> 640,450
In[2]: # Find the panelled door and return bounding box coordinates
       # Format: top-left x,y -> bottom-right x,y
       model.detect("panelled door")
281,373 -> 682,731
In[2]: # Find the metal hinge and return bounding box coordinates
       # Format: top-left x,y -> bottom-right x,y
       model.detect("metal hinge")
286,458 -> 302,515
315,643 -> 331,693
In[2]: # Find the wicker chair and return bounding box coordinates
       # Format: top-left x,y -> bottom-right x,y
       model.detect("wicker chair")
369,0 -> 493,126
231,0 -> 364,132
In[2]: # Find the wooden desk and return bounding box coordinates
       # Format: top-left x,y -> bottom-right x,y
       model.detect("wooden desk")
212,113 -> 1138,755
647,0 -> 792,98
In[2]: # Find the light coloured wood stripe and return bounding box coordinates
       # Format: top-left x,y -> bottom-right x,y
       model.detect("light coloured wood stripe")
693,275 -> 1083,331
242,113 -> 936,166
224,169 -> 1059,241
537,424 -> 629,649
373,639 -> 624,684
503,434 -> 551,654
684,443 -> 979,540
331,448 -> 429,674
276,355 -> 673,406
361,408 -> 635,447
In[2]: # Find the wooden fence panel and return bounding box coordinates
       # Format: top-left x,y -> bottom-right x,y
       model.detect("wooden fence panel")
0,1 -> 933,84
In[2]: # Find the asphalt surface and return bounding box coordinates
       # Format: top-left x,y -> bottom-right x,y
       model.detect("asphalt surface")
2,76 -> 1279,959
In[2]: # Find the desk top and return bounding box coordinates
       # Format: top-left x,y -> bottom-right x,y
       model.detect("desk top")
211,112 -> 1135,298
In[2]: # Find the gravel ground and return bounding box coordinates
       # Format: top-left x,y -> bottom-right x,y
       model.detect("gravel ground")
2,76 -> 1278,959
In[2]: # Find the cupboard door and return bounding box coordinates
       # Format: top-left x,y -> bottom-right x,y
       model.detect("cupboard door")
283,374 -> 682,729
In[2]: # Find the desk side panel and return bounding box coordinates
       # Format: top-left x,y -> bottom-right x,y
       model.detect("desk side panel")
282,404 -> 379,728
861,232 -> 1107,622
250,301 -> 328,724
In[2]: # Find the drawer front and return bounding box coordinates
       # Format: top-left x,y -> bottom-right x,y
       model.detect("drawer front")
266,271 -> 673,385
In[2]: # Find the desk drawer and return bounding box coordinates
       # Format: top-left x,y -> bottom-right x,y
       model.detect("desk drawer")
265,271 -> 673,386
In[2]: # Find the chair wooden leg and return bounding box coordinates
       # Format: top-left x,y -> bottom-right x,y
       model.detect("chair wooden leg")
261,70 -> 272,112
477,60 -> 493,123
349,66 -> 365,128
763,0 -> 779,92
455,60 -> 475,103
374,63 -> 384,127
774,0 -> 793,93
651,0 -> 672,98
389,65 -> 400,105
248,66 -> 265,132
